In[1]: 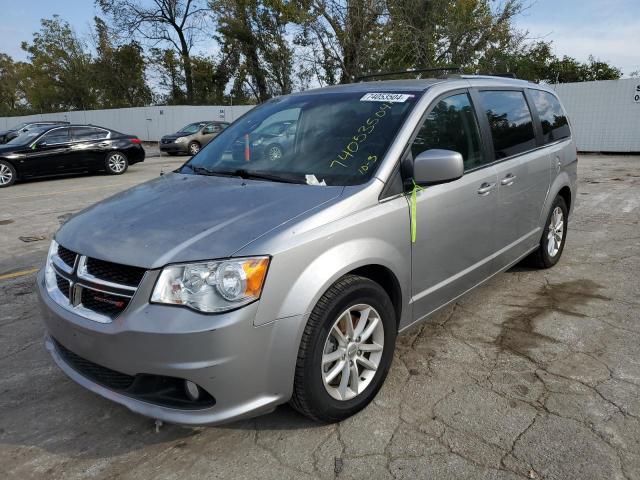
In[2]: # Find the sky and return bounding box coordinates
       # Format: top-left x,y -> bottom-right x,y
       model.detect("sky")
0,0 -> 638,76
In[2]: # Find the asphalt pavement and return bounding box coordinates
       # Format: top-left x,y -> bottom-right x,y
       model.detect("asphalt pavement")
0,154 -> 639,479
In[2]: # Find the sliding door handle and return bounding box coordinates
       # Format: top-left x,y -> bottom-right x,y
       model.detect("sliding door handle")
501,174 -> 516,186
477,182 -> 496,195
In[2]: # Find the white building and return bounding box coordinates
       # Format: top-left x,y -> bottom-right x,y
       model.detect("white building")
552,78 -> 640,153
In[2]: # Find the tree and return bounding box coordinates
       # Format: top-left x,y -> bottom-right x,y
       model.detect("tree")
93,17 -> 153,107
0,54 -> 28,115
211,0 -> 297,101
97,0 -> 210,103
21,16 -> 96,112
149,48 -> 186,103
296,0 -> 386,84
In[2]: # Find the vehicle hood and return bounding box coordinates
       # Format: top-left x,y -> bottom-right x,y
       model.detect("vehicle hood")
162,133 -> 189,141
0,129 -> 13,136
55,173 -> 344,269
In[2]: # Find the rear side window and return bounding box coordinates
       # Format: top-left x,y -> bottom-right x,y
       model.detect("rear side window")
529,90 -> 570,143
411,92 -> 485,170
71,127 -> 109,141
43,128 -> 70,144
479,90 -> 536,159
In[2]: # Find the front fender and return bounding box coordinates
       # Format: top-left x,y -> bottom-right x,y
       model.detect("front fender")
248,194 -> 412,328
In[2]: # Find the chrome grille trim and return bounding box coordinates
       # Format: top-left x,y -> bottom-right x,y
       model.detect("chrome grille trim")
47,248 -> 144,324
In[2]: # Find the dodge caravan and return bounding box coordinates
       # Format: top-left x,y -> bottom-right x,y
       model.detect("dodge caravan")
38,76 -> 577,425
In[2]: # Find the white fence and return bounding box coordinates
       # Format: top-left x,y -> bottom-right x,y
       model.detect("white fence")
0,105 -> 255,142
552,78 -> 640,153
3,79 -> 640,152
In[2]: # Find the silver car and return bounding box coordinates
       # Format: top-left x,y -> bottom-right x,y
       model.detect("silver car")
38,76 -> 577,425
159,121 -> 229,156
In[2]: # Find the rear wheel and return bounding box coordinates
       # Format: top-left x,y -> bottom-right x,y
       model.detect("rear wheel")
290,275 -> 396,423
529,195 -> 568,268
0,160 -> 17,187
105,152 -> 128,175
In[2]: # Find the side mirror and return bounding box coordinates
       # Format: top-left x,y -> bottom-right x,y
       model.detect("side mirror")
413,149 -> 464,186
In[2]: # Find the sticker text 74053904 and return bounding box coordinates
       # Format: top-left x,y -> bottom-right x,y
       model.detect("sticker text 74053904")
330,102 -> 393,171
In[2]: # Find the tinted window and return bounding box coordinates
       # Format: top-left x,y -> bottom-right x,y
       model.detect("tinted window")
529,90 -> 570,144
184,91 -> 419,186
411,93 -> 484,170
71,127 -> 108,141
42,128 -> 70,144
479,90 -> 536,159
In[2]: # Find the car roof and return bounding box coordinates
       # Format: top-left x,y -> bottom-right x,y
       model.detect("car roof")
290,75 -> 540,96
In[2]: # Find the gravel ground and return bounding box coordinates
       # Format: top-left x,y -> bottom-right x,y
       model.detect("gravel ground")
0,154 -> 638,480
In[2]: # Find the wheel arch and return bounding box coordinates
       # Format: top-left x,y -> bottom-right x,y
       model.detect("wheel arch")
348,264 -> 403,330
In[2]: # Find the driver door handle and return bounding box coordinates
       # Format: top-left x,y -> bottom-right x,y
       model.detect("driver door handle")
501,173 -> 516,186
477,182 -> 496,195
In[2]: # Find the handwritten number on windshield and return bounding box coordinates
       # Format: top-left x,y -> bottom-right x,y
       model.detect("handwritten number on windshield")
330,102 -> 392,169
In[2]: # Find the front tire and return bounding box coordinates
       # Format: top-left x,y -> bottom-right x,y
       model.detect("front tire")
105,152 -> 128,175
264,143 -> 283,162
290,275 -> 396,423
530,195 -> 568,268
188,141 -> 201,156
0,160 -> 17,187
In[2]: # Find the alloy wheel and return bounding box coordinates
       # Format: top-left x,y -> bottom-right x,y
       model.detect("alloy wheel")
267,145 -> 282,162
547,206 -> 564,257
0,163 -> 13,185
108,154 -> 127,173
189,143 -> 200,155
321,304 -> 384,401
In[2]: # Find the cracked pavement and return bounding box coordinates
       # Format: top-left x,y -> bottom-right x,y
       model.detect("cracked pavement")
1,154 -> 639,479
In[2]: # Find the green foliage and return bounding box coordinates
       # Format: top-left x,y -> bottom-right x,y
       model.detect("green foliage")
21,16 -> 96,112
0,54 -> 29,116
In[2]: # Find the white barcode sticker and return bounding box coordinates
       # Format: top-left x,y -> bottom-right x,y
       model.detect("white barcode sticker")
360,93 -> 413,103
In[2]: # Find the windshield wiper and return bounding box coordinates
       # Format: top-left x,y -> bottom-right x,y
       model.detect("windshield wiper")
213,168 -> 304,184
185,165 -> 303,184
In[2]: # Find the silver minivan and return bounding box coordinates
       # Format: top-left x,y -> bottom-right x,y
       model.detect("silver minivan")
38,76 -> 577,425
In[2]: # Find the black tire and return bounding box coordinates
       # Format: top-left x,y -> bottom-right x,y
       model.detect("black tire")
290,274 -> 397,423
263,143 -> 283,162
529,195 -> 568,268
105,151 -> 128,175
0,160 -> 17,188
188,141 -> 201,156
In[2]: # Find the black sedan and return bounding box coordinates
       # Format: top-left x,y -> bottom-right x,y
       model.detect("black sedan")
0,125 -> 145,188
0,120 -> 69,144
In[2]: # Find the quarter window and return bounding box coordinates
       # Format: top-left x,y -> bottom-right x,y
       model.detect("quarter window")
529,90 -> 570,144
479,90 -> 536,159
411,93 -> 485,170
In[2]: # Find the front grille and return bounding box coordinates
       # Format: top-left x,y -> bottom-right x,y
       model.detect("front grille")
55,274 -> 70,299
54,338 -> 135,390
161,138 -> 172,144
57,245 -> 77,268
86,257 -> 146,287
81,288 -> 130,317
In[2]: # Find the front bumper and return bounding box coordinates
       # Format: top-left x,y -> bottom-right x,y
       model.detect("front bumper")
159,142 -> 187,154
37,269 -> 305,425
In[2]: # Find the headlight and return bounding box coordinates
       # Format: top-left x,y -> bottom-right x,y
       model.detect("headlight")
44,239 -> 58,293
175,136 -> 188,143
252,138 -> 263,146
151,257 -> 270,313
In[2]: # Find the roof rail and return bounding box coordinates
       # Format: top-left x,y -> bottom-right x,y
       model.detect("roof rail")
356,66 -> 461,82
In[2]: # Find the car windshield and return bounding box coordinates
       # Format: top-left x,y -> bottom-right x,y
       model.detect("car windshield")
179,123 -> 205,134
182,91 -> 420,186
5,127 -> 50,146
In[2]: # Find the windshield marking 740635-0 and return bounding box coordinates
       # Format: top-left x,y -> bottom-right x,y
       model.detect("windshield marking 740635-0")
181,91 -> 421,186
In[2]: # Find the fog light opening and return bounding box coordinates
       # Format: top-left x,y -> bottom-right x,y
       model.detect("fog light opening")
184,380 -> 201,401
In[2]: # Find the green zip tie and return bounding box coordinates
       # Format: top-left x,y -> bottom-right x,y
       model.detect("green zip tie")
410,179 -> 424,243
